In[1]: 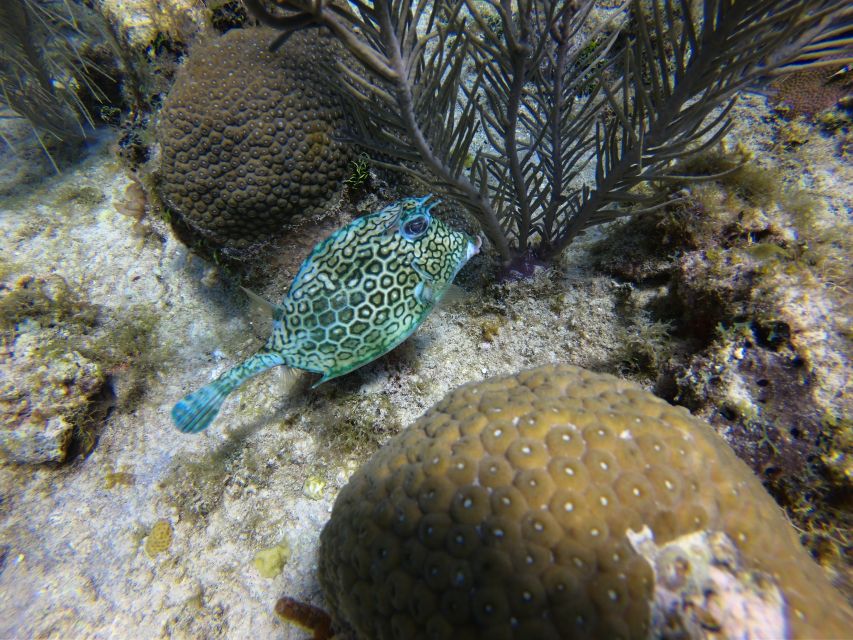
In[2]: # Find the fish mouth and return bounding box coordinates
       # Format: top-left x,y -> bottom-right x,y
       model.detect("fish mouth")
466,234 -> 482,260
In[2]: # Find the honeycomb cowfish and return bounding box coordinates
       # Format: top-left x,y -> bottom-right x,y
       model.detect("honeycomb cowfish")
172,195 -> 481,433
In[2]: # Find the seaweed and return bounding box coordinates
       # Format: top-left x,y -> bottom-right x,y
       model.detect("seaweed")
246,0 -> 853,268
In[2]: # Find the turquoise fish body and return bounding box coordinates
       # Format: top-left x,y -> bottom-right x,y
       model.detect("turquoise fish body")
172,195 -> 480,433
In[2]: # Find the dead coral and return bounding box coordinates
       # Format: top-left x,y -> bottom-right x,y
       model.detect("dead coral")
0,270 -> 167,462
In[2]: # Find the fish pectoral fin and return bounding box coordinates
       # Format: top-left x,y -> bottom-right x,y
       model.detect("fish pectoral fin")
436,283 -> 471,306
414,280 -> 435,306
241,286 -> 286,319
411,259 -> 438,306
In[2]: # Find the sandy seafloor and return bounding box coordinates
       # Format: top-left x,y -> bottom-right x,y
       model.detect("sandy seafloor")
0,92 -> 849,638
0,141 -> 626,636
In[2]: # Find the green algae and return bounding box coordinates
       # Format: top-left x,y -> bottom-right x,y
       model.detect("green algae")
314,390 -> 401,457
53,185 -> 106,209
0,274 -> 98,333
252,540 -> 291,578
104,468 -> 135,489
613,318 -> 675,376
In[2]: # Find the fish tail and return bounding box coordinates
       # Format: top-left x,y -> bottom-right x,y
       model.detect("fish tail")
171,351 -> 285,434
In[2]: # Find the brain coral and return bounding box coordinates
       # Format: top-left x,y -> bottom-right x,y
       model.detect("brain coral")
156,27 -> 353,248
319,365 -> 852,639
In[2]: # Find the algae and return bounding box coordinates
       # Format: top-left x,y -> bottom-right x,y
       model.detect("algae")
252,540 -> 290,579
592,107 -> 852,589
302,476 -> 325,501
104,469 -> 135,489
145,519 -> 173,558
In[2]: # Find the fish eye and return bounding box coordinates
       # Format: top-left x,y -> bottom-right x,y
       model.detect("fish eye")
401,214 -> 430,240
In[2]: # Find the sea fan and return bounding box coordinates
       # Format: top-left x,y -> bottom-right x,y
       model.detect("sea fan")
0,0 -> 114,171
246,0 -> 853,266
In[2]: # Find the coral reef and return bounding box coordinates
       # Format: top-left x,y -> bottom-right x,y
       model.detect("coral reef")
318,364 -> 852,638
0,262 -> 168,463
247,0 -> 852,264
156,27 -> 354,249
593,109 -> 853,588
0,343 -> 105,464
0,276 -> 106,463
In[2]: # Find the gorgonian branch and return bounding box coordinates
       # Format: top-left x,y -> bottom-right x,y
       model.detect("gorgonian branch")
249,0 -> 853,265
549,0 -> 853,256
248,0 -> 513,262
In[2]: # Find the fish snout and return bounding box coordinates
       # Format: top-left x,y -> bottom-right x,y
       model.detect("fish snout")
466,235 -> 482,260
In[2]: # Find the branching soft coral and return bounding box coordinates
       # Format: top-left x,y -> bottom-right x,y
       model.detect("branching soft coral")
246,0 -> 852,268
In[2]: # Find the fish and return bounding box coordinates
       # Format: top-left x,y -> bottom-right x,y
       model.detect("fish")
171,195 -> 481,433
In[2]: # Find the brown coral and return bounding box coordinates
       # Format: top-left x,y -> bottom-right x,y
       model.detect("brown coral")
318,365 -> 852,639
156,27 -> 353,249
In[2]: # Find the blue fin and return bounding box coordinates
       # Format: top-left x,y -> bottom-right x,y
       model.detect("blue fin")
171,380 -> 232,434
172,351 -> 286,433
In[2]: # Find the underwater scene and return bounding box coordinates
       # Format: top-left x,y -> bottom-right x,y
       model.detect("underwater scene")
1,0 -> 851,638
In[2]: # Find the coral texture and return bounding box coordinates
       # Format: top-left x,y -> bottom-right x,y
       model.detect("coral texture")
144,519 -> 173,558
319,365 -> 852,639
156,27 -> 353,248
0,276 -> 105,464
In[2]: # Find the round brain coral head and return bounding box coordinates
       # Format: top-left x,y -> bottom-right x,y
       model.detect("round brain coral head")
319,365 -> 853,639
156,27 -> 353,249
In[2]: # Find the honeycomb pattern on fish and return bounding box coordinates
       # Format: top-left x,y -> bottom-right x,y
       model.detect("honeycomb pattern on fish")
171,196 -> 480,433
271,202 -> 472,380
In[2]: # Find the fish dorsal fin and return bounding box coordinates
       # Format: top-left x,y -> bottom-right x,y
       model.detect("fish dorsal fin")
241,286 -> 286,318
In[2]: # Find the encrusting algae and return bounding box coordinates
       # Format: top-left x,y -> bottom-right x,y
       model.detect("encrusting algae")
144,519 -> 173,558
252,540 -> 291,579
316,365 -> 852,639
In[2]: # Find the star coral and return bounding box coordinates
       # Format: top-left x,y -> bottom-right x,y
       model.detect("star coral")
156,27 -> 353,249
318,365 -> 852,639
